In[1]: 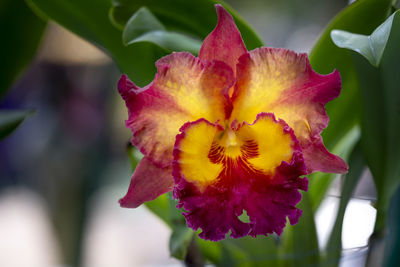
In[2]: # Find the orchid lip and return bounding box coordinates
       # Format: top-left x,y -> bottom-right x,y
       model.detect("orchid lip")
118,4 -> 347,241
172,112 -> 308,240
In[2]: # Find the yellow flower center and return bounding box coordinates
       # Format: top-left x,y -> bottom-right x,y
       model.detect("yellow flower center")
176,115 -> 295,192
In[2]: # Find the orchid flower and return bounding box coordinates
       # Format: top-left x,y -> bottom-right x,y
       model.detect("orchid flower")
118,5 -> 348,241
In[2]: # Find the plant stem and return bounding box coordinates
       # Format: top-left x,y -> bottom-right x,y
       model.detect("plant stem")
185,236 -> 204,267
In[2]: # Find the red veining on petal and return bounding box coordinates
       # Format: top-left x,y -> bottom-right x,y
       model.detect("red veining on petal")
231,47 -> 348,174
172,113 -> 308,241
118,52 -> 233,168
207,139 -> 263,182
209,139 -> 260,164
118,6 -> 347,241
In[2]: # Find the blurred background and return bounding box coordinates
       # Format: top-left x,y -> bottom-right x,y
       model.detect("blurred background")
0,0 -> 379,266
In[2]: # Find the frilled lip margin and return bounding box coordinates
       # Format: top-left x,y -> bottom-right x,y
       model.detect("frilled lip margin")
117,3 -> 347,242
172,113 -> 309,241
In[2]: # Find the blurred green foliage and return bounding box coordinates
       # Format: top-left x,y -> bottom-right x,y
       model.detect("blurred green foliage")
122,7 -> 201,55
0,0 -> 45,139
324,143 -> 365,267
27,0 -> 164,86
332,8 -> 400,239
110,0 -> 263,50
2,0 -> 399,266
310,0 -> 391,149
0,110 -> 33,140
307,0 -> 392,212
0,0 -> 46,97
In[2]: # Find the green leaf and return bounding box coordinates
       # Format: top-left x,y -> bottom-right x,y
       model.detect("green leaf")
146,191 -> 194,261
110,0 -> 264,50
143,189 -> 194,261
0,0 -> 46,97
164,195 -> 195,260
125,146 -> 206,262
126,31 -> 201,55
197,238 -> 222,265
393,0 -> 400,9
0,110 -> 34,140
169,226 -> 194,260
226,237 -> 281,266
331,10 -> 398,67
336,10 -> 400,232
383,185 -> 400,267
330,11 -> 400,266
200,235 -> 282,267
279,193 -> 320,267
143,190 -> 183,229
306,0 -> 392,211
323,143 -> 365,267
144,194 -> 172,226
123,7 -> 165,40
123,7 -> 201,55
27,0 -> 167,86
126,143 -> 142,171
310,0 -> 392,151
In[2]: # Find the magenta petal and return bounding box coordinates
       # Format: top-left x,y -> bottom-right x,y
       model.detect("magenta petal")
302,138 -> 348,174
231,48 -> 348,174
119,157 -> 174,208
245,152 -> 308,237
173,156 -> 308,241
174,179 -> 251,241
118,52 -> 232,168
199,4 -> 247,72
172,117 -> 308,241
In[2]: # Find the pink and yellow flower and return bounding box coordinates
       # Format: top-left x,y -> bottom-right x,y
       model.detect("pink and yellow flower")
118,5 -> 348,241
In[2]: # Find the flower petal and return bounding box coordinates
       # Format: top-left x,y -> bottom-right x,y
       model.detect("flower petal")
173,119 -> 225,190
199,4 -> 247,73
173,113 -> 307,241
119,52 -> 234,167
231,48 -> 348,174
119,157 -> 174,208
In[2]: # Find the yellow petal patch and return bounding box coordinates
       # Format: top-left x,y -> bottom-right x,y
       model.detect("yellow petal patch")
120,52 -> 234,167
231,48 -> 340,143
230,48 -> 345,174
175,120 -> 224,188
156,54 -> 228,123
174,113 -> 297,192
235,114 -> 294,174
231,48 -> 308,126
